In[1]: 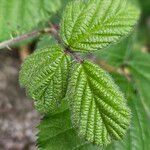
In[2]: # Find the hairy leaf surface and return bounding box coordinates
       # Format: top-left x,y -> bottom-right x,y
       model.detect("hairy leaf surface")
67,61 -> 131,145
0,0 -> 61,41
37,74 -> 150,150
61,0 -> 140,52
37,101 -> 100,150
19,45 -> 71,113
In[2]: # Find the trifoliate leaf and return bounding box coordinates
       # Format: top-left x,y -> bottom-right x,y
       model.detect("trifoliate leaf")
105,74 -> 150,150
37,101 -> 100,150
60,0 -> 140,52
19,45 -> 71,113
67,60 -> 131,145
0,0 -> 61,41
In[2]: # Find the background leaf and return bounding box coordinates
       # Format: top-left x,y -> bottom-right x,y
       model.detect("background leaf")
128,51 -> 150,116
36,35 -> 57,50
105,74 -> 150,150
60,0 -> 140,52
37,101 -> 100,150
95,34 -> 135,68
19,45 -> 71,113
0,0 -> 61,41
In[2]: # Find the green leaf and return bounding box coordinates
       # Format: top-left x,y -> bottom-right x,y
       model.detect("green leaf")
128,51 -> 150,116
0,0 -> 61,41
105,74 -> 150,150
36,35 -> 57,50
51,0 -> 73,24
67,60 -> 131,146
37,73 -> 150,150
37,101 -> 100,150
60,0 -> 140,52
139,0 -> 150,16
19,45 -> 71,113
95,34 -> 135,68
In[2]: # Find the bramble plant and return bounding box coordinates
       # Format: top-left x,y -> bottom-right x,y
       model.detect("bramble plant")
0,0 -> 150,149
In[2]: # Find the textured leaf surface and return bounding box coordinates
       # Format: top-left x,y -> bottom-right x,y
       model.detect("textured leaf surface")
105,74 -> 150,150
19,45 -> 71,113
67,60 -> 131,145
128,51 -> 150,116
61,0 -> 140,52
37,101 -> 100,150
37,73 -> 150,150
0,0 -> 61,41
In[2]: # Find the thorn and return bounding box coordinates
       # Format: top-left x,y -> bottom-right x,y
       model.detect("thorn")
6,46 -> 12,51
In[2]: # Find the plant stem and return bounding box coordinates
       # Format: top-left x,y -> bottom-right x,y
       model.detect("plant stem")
0,31 -> 39,49
65,48 -> 83,63
49,25 -> 84,63
0,28 -> 52,50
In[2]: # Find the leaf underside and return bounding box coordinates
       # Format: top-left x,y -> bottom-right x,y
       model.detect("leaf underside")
60,0 -> 140,52
19,45 -> 71,113
67,60 -> 131,145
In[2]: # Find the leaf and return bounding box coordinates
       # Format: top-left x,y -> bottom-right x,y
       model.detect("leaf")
51,0 -> 73,24
60,0 -> 140,52
128,51 -> 150,116
105,74 -> 150,150
36,35 -> 57,50
37,101 -> 100,150
19,45 -> 71,113
67,60 -> 131,146
95,34 -> 135,68
139,0 -> 150,16
0,0 -> 61,41
37,73 -> 150,150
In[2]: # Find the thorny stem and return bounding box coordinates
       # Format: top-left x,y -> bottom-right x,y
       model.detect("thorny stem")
0,26 -> 62,50
0,30 -> 41,50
